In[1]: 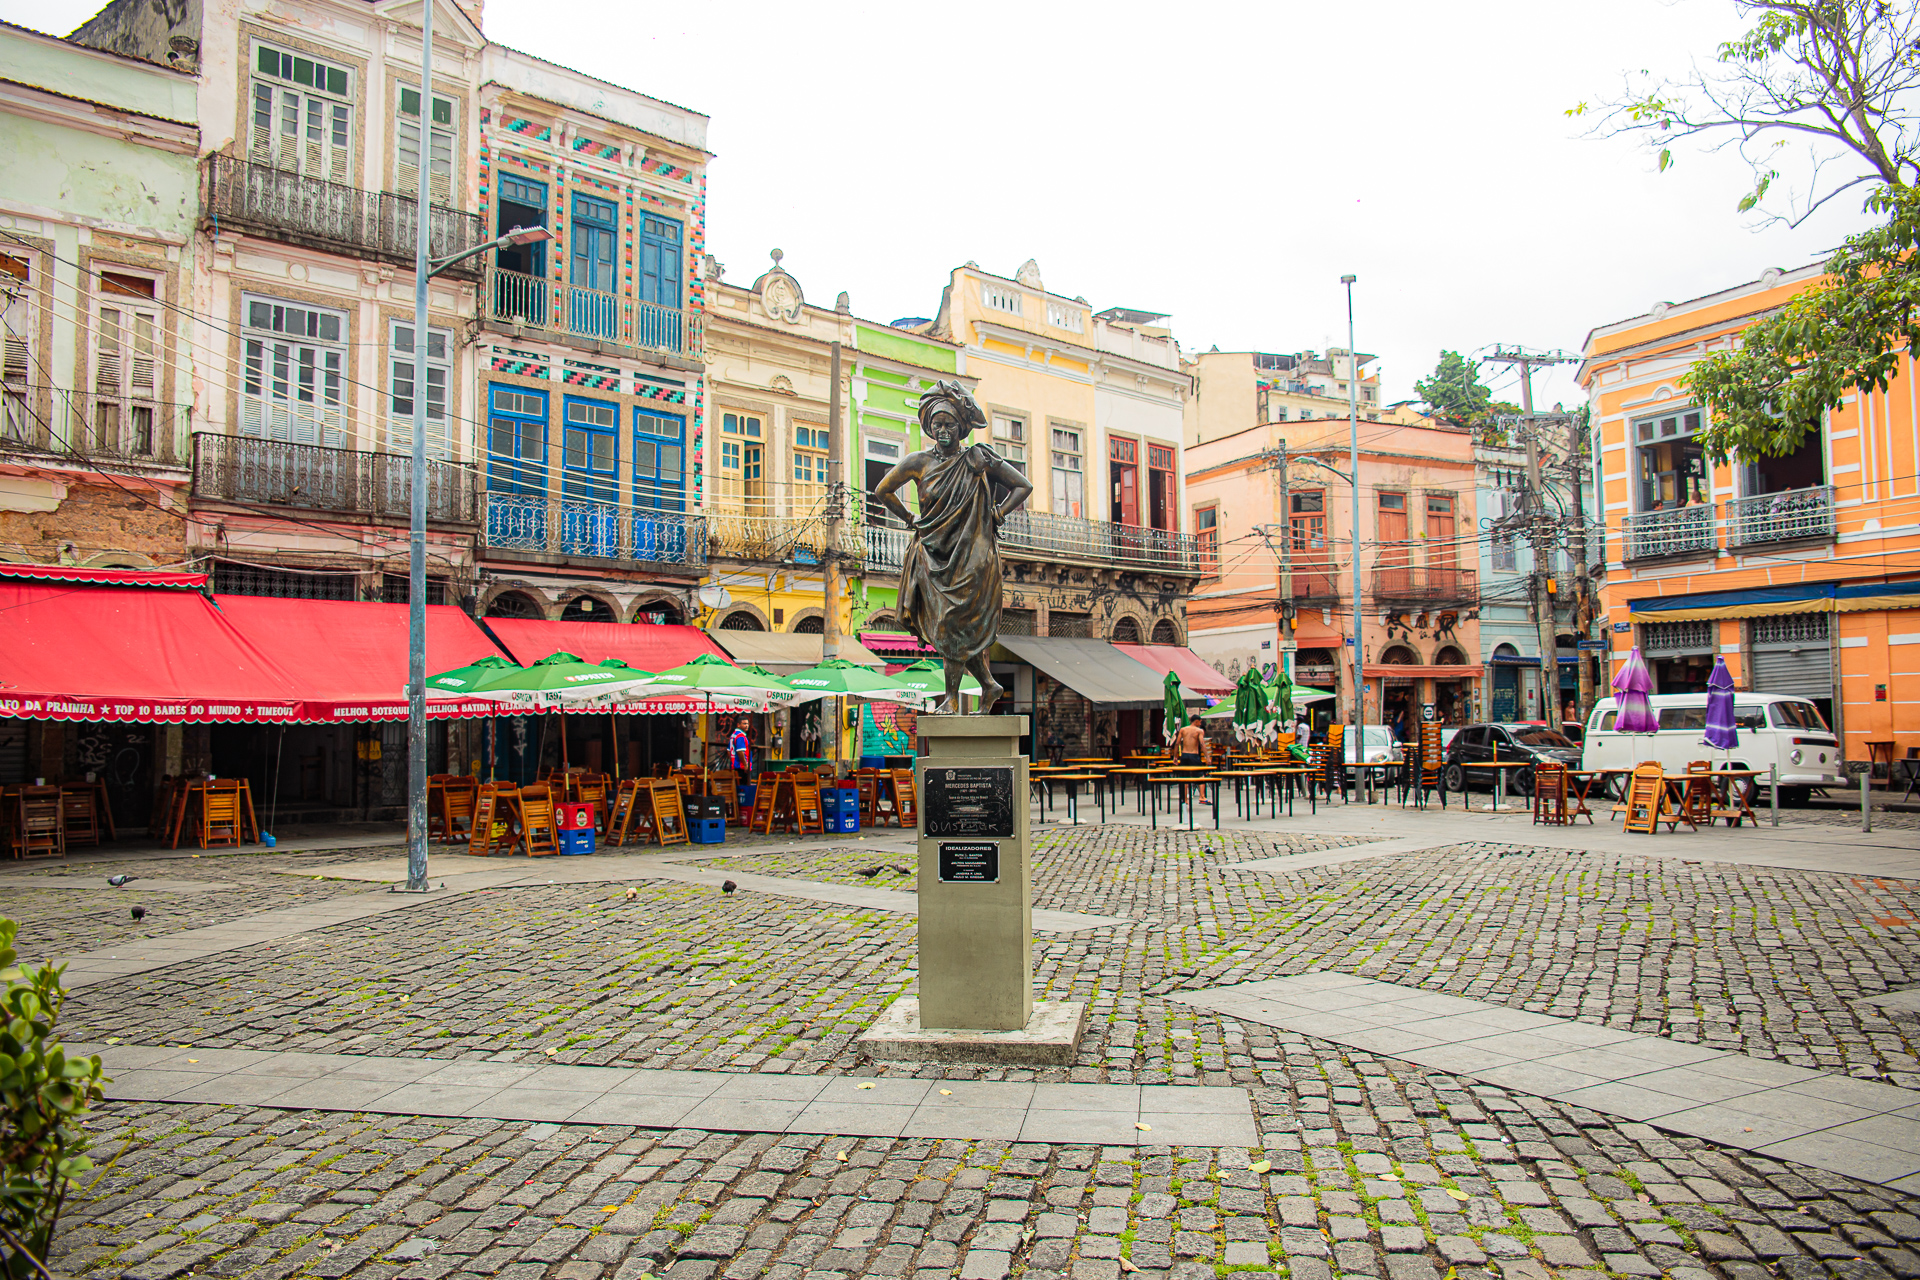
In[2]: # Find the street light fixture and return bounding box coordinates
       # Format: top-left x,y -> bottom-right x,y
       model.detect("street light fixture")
399,17 -> 556,897
1339,274 -> 1363,748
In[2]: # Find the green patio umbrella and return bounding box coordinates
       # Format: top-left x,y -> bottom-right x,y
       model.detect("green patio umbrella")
422,653 -> 520,698
1271,667 -> 1296,726
894,658 -> 982,705
1231,668 -> 1277,745
1161,669 -> 1185,746
642,653 -> 807,783
462,651 -> 656,706
782,659 -> 930,772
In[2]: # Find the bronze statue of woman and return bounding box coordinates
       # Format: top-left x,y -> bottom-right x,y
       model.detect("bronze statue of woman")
872,381 -> 1033,714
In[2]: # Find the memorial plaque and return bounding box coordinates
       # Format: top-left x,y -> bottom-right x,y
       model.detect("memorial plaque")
923,766 -> 1015,837
937,841 -> 999,883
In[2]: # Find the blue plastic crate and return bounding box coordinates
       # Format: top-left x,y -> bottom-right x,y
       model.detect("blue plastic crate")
689,816 -> 726,844
738,783 -> 756,810
828,812 -> 860,834
558,829 -> 595,856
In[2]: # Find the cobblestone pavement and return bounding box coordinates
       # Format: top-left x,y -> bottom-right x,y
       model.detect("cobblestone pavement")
51,1062 -> 1920,1280
18,826 -> 1920,1280
49,834 -> 1920,1082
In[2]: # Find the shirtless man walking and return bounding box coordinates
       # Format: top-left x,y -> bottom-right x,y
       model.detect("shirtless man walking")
1175,714 -> 1207,766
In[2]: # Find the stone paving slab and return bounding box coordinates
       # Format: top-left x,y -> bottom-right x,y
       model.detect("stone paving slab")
1177,971 -> 1920,1189
73,1041 -> 1257,1146
289,849 -> 1131,932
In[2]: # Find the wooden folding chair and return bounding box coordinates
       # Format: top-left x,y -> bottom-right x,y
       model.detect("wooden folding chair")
786,775 -> 824,835
749,772 -> 781,834
426,774 -> 454,841
60,788 -> 100,849
1680,760 -> 1716,827
1621,763 -> 1672,834
606,779 -> 645,846
890,769 -> 918,829
15,786 -> 63,860
517,784 -> 560,857
648,780 -> 689,847
1531,762 -> 1570,826
440,778 -> 478,844
575,773 -> 611,834
200,781 -> 244,849
468,783 -> 518,856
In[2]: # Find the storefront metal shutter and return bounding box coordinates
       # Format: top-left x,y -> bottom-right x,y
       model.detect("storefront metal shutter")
1749,613 -> 1832,700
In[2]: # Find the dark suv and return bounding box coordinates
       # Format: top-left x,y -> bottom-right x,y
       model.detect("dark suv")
1442,723 -> 1582,796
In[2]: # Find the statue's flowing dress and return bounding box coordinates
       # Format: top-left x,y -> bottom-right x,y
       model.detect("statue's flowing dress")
899,443 -> 1002,664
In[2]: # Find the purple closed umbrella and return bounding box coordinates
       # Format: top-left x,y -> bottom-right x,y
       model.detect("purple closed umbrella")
1703,656 -> 1738,751
1612,646 -> 1658,734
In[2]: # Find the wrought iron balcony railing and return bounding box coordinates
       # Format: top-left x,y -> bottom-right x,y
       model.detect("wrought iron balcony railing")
1726,485 -> 1836,548
1285,559 -> 1343,601
706,509 -> 863,565
1622,504 -> 1718,562
1370,564 -> 1479,603
1,385 -> 188,465
484,492 -> 706,570
205,155 -> 488,278
485,266 -> 696,357
192,432 -> 479,524
999,510 -> 1201,575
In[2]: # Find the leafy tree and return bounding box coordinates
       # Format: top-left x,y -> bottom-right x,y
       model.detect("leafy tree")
1573,1 -> 1920,460
1414,350 -> 1517,428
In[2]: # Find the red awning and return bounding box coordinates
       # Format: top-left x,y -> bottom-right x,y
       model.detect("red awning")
1114,643 -> 1236,699
1363,664 -> 1482,679
860,629 -> 934,656
213,596 -> 507,721
0,562 -> 208,589
482,618 -> 732,715
0,580 -> 304,722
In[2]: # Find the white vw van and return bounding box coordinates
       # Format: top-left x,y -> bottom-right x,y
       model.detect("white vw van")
1582,693 -> 1846,805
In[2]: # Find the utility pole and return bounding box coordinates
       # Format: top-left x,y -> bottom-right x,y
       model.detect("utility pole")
1567,413 -> 1595,723
1277,438 -> 1292,680
824,340 -> 844,763
1341,276 -> 1363,739
1486,346 -> 1577,733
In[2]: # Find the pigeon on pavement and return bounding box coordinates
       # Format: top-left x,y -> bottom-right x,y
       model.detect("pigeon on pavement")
720,880 -> 737,894
107,875 -> 137,887
130,905 -> 146,921
854,867 -> 882,879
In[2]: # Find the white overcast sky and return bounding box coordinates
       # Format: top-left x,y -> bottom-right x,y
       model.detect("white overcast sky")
7,0 -> 1878,409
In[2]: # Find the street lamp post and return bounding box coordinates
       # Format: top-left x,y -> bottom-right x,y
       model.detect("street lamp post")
1340,274 -> 1363,749
400,151 -> 549,892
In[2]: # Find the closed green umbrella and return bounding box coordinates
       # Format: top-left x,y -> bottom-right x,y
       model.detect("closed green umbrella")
1162,669 -> 1185,747
1232,668 -> 1277,745
1271,667 -> 1295,726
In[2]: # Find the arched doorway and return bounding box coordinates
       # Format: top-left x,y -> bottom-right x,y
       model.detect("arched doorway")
1433,645 -> 1470,726
560,596 -> 613,622
1110,616 -> 1140,643
1151,618 -> 1179,645
485,590 -> 541,619
1378,645 -> 1419,737
792,615 -> 824,634
718,610 -> 764,631
1491,643 -> 1521,721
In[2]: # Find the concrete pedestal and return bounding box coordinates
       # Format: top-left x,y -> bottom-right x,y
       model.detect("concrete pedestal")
855,714 -> 1087,1065
914,715 -> 1032,1030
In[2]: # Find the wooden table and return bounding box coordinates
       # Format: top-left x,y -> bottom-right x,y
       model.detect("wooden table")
1866,740 -> 1896,781
164,778 -> 259,849
1695,768 -> 1766,826
1565,768 -> 1631,823
1146,768 -> 1216,831
1103,767 -> 1159,813
1461,760 -> 1535,814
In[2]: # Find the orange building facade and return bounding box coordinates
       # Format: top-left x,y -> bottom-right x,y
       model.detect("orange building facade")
1579,264 -> 1920,769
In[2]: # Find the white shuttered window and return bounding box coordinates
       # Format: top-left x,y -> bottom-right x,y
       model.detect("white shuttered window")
0,253 -> 31,443
240,296 -> 348,446
92,272 -> 161,455
248,42 -> 353,182
395,87 -> 454,204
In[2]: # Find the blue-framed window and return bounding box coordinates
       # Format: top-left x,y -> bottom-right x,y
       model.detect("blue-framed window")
496,173 -> 548,279
561,395 -> 618,556
633,408 -> 685,512
486,385 -> 547,549
637,214 -> 683,351
569,193 -> 619,340
634,408 -> 687,563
